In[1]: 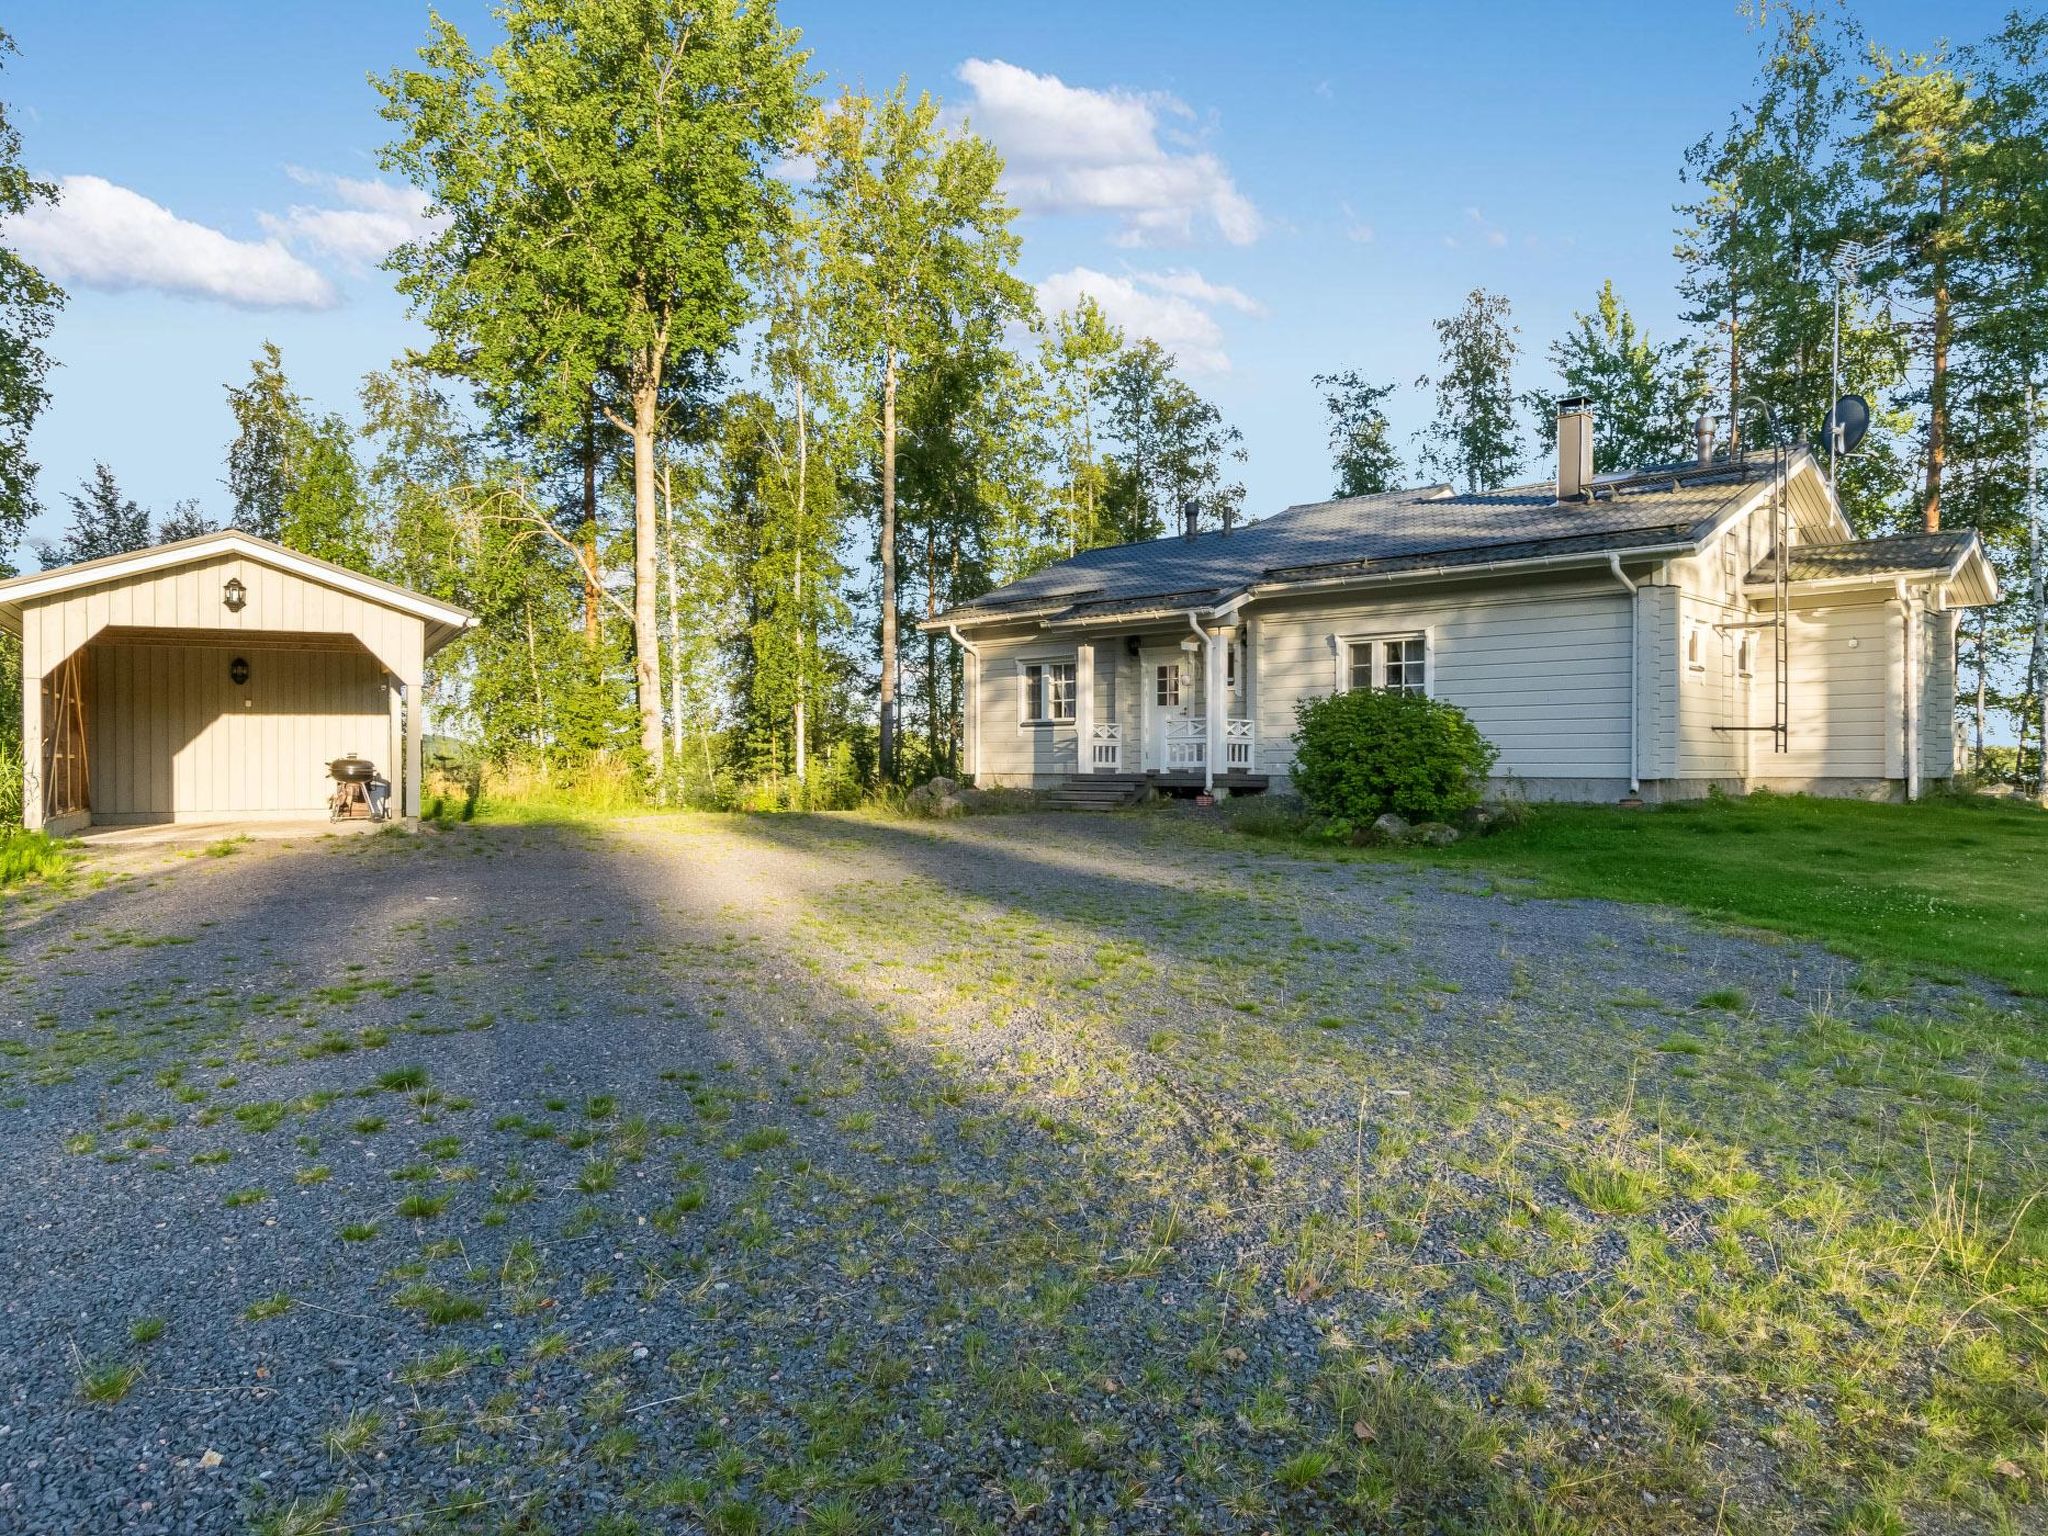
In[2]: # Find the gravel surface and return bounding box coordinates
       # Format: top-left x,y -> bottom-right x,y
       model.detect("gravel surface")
0,810 -> 2031,1534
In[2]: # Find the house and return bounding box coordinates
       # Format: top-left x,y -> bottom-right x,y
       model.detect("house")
924,401 -> 1999,804
2,529 -> 475,835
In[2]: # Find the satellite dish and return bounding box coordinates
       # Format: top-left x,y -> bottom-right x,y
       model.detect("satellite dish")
1824,394 -> 1870,456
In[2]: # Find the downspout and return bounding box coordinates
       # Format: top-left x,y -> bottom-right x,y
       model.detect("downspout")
1894,579 -> 1919,802
1607,555 -> 1641,795
1186,611 -> 1213,793
947,624 -> 979,786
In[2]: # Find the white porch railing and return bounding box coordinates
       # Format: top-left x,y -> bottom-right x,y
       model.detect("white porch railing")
1165,719 -> 1207,769
1223,717 -> 1256,771
1089,722 -> 1123,772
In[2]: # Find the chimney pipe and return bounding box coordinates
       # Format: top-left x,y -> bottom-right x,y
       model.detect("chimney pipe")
1695,413 -> 1716,469
1179,497 -> 1200,542
1556,396 -> 1593,501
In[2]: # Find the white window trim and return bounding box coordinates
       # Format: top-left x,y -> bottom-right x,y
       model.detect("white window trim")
1334,628 -> 1434,696
1016,657 -> 1077,728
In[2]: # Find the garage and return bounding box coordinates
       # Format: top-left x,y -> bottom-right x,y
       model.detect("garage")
1,530 -> 474,834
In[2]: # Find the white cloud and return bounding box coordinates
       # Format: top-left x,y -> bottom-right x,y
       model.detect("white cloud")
1446,206 -> 1508,250
260,167 -> 440,267
5,174 -> 337,309
956,58 -> 1259,248
1036,265 -> 1262,374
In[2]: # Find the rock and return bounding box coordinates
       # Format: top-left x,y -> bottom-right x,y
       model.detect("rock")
934,792 -> 969,817
1412,821 -> 1460,846
1460,806 -> 1497,834
924,776 -> 957,798
1370,813 -> 1412,844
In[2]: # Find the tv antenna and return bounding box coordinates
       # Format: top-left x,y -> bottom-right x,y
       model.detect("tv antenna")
1828,239 -> 1886,488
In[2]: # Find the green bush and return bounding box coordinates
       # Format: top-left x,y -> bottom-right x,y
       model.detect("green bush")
1291,688 -> 1498,825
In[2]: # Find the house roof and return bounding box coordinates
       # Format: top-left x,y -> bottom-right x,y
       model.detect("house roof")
1745,528 -> 1983,586
0,530 -> 477,653
934,456 -> 1791,629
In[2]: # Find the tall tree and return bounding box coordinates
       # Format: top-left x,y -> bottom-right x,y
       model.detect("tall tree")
1528,281 -> 1707,473
1853,46 -> 1983,531
224,342 -> 298,542
1311,369 -> 1403,496
1416,288 -> 1522,492
1101,337 -> 1245,538
378,0 -> 814,776
156,499 -> 216,544
1041,296 -> 1125,551
36,464 -> 151,568
281,412 -> 373,569
810,81 -> 1030,780
0,27 -> 61,578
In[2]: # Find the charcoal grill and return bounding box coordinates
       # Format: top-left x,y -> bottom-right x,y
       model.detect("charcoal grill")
328,755 -> 391,822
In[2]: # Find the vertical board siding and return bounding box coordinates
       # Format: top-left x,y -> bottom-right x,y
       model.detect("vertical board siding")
86,643 -> 389,817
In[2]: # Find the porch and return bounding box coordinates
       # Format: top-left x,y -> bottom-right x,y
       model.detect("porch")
1063,622 -> 1259,787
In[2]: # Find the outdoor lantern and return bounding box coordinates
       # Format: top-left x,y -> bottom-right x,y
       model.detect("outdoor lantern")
223,577 -> 247,612
229,657 -> 251,686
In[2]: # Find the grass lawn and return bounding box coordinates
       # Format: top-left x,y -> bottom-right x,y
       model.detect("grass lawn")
1416,793 -> 2048,994
0,828 -> 71,891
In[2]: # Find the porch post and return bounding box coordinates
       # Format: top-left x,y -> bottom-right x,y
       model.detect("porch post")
387,674 -> 404,808
404,678 -> 425,829
1204,627 -> 1225,795
20,665 -> 42,833
1075,641 -> 1095,774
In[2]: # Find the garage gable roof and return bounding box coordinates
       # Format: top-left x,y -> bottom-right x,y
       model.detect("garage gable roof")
0,530 -> 476,649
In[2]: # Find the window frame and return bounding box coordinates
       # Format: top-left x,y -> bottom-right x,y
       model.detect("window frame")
1017,658 -> 1078,727
1337,629 -> 1433,697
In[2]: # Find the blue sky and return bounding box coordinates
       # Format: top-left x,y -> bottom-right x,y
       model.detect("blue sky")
1,0 -> 2012,553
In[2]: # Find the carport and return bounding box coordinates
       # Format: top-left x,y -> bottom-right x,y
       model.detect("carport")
1,530 -> 474,834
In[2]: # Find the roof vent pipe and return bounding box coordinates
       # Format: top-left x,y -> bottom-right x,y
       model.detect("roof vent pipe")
1695,413 -> 1716,469
1180,497 -> 1200,543
1556,396 -> 1593,502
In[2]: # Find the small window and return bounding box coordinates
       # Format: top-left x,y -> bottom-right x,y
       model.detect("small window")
1737,637 -> 1753,677
1155,663 -> 1181,707
1345,634 -> 1429,696
1020,661 -> 1077,724
1226,643 -> 1238,694
1686,628 -> 1705,672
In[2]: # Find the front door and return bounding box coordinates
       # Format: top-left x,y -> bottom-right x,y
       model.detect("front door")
1140,648 -> 1196,771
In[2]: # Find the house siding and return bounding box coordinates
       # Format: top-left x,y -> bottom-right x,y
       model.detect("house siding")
1252,579 -> 1633,790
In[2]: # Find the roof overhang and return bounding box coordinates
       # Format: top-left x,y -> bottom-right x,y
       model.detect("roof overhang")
0,530 -> 477,653
1743,542 -> 2001,609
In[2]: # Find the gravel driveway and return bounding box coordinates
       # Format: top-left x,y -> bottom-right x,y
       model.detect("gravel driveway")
0,811 -> 2034,1534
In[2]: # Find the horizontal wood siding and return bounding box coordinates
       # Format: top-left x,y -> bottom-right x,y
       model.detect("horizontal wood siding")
1254,584 -> 1632,779
87,642 -> 388,817
971,634 -> 1079,781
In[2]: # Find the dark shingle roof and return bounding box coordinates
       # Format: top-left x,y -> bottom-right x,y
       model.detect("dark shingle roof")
940,459 -> 1782,627
1747,529 -> 1979,585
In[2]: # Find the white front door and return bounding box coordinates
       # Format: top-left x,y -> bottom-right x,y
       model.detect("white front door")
1141,649 -> 1197,771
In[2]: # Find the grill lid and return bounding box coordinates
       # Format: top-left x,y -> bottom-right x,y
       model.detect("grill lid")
329,756 -> 377,782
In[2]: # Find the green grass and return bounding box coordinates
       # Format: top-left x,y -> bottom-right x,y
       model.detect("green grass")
0,828 -> 71,890
1423,793 -> 2048,993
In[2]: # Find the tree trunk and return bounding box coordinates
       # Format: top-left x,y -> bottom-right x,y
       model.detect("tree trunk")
879,344 -> 899,781
662,461 -> 685,765
1727,206 -> 1742,458
794,373 -> 808,783
630,381 -> 665,776
1924,175 -> 1951,533
583,403 -> 601,643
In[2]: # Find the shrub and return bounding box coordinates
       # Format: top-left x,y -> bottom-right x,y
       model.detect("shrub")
1291,688 -> 1498,825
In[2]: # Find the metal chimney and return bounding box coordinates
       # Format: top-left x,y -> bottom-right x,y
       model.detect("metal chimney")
1179,497 -> 1200,542
1556,397 -> 1593,501
1695,413 -> 1716,469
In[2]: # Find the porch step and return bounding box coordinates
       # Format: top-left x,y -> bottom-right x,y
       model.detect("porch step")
1044,775 -> 1147,812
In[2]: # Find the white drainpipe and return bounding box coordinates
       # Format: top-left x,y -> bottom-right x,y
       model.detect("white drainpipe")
1607,555 -> 1642,795
947,624 -> 979,785
1184,611 -> 1214,792
1894,579 -> 1919,802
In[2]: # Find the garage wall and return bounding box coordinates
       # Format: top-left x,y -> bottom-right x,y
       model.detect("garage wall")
87,642 -> 389,820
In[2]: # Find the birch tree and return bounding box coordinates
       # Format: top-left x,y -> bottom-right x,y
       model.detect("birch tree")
377,0 -> 812,775
810,82 -> 1029,780
1417,289 -> 1522,492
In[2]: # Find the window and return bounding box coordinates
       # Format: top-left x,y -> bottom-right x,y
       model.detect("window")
1021,661 -> 1076,724
1226,643 -> 1237,695
1686,627 -> 1706,673
1154,663 -> 1181,707
1737,637 -> 1753,677
1345,634 -> 1429,696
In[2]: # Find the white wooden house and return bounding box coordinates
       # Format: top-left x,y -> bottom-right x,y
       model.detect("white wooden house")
926,403 -> 1998,804
2,530 -> 474,834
